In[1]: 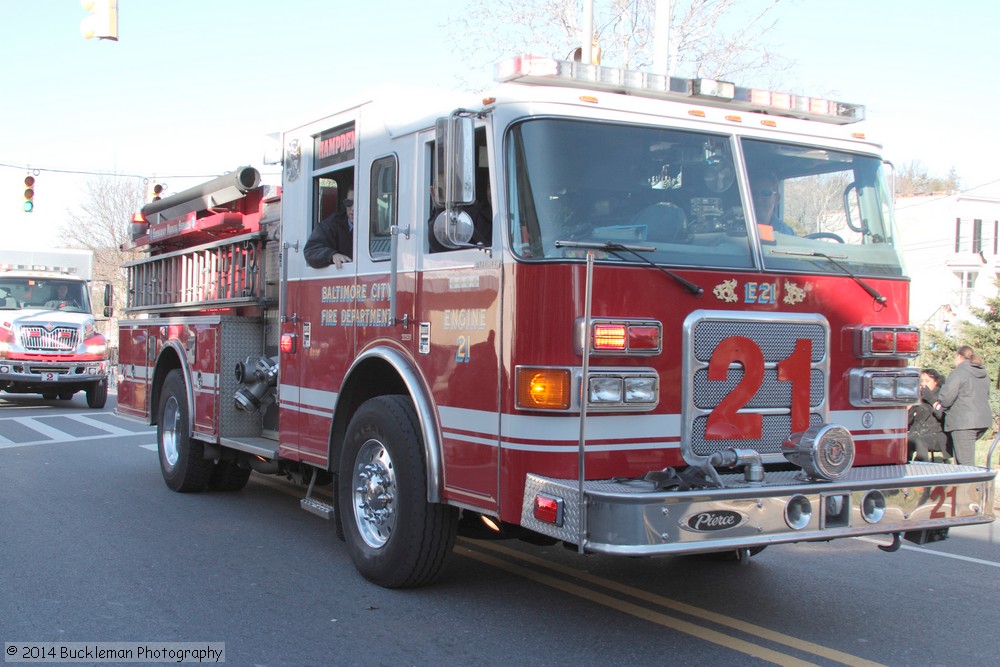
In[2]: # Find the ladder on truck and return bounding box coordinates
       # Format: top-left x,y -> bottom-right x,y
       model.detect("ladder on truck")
124,232 -> 269,313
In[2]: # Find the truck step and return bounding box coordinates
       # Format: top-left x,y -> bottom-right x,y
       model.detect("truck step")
300,497 -> 335,520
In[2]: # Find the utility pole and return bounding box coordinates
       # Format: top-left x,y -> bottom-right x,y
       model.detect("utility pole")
581,0 -> 594,65
653,0 -> 672,74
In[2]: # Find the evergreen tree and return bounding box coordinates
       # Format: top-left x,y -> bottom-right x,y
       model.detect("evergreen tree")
923,281 -> 1000,454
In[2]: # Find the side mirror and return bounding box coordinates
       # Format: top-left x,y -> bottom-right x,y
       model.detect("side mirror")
432,210 -> 475,249
432,115 -> 475,207
103,283 -> 114,318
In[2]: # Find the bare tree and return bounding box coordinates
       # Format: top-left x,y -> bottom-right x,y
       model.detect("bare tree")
895,160 -> 961,197
61,175 -> 145,346
448,0 -> 789,88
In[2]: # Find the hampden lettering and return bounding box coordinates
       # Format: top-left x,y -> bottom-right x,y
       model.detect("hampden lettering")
318,130 -> 356,161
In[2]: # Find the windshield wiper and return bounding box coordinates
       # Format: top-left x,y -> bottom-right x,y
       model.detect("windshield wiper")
770,249 -> 887,305
555,240 -> 704,297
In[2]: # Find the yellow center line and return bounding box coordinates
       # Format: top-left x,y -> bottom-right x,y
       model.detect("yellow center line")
456,544 -> 817,667
460,539 -> 886,667
251,476 -> 883,666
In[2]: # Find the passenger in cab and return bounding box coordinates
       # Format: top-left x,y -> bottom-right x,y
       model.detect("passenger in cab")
304,189 -> 354,269
750,171 -> 796,236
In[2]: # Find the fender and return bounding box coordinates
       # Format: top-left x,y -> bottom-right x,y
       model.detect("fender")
151,339 -> 196,438
336,345 -> 444,503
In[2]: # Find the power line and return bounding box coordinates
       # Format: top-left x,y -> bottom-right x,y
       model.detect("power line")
0,161 -> 279,181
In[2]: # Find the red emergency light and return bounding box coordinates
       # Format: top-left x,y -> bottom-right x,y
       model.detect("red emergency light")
584,319 -> 662,355
856,326 -> 920,359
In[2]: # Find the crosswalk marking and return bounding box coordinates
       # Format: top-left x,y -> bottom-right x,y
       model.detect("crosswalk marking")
0,414 -> 154,449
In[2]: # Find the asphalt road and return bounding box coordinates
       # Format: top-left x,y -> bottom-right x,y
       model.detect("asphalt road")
1,392 -> 998,666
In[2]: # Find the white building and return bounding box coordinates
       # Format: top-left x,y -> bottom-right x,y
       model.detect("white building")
896,182 -> 1000,330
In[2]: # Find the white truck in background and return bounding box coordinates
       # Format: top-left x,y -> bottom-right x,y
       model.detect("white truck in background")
0,249 -> 113,408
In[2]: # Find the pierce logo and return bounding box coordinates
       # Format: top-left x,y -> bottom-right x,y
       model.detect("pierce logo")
684,510 -> 744,532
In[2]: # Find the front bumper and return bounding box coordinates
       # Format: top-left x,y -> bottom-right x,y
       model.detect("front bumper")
0,359 -> 109,390
521,463 -> 995,555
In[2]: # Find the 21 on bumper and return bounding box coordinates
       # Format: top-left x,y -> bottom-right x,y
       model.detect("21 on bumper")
521,464 -> 995,555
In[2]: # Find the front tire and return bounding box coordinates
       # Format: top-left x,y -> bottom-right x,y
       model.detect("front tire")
86,380 -> 108,409
338,395 -> 457,588
158,370 -> 213,492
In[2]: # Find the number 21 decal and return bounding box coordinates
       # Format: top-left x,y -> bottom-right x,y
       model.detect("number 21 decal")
704,336 -> 812,440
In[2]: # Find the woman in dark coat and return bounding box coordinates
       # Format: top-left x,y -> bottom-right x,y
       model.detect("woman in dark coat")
937,345 -> 992,465
908,368 -> 948,462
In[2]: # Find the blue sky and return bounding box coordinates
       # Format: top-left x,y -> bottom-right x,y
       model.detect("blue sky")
3,0 -> 998,249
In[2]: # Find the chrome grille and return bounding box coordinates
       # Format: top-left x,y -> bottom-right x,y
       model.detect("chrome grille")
683,311 -> 830,461
20,326 -> 80,352
690,413 -> 825,456
692,319 -> 826,362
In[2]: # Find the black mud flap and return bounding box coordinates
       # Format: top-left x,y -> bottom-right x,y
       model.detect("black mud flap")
904,528 -> 950,545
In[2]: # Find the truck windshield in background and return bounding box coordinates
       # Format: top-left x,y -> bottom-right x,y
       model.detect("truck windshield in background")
0,277 -> 91,313
506,119 -> 905,278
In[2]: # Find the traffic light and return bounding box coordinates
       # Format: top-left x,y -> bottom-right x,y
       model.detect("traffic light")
80,0 -> 118,41
146,181 -> 166,202
23,175 -> 35,213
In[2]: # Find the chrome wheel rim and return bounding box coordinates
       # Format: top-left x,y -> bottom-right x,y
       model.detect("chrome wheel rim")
162,395 -> 180,467
351,438 -> 396,549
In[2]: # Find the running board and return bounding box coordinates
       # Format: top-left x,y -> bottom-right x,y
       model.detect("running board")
300,497 -> 335,519
300,467 -> 334,519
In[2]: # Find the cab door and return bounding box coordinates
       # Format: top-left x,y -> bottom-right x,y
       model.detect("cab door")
415,126 -> 503,513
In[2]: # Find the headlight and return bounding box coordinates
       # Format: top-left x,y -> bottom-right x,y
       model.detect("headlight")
589,376 -> 623,403
849,368 -> 922,406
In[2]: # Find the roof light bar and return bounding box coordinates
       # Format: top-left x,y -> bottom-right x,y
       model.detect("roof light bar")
494,55 -> 865,125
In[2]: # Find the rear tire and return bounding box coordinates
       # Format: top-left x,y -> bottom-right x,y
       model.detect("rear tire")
209,458 -> 252,491
157,370 -> 213,492
58,392 -> 74,400
86,380 -> 108,409
339,395 -> 457,588
42,393 -> 57,400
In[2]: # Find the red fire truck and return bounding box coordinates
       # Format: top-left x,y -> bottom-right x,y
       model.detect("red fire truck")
118,55 -> 996,588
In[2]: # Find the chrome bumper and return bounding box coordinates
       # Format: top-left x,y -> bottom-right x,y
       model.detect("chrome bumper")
0,360 -> 108,384
520,463 -> 996,556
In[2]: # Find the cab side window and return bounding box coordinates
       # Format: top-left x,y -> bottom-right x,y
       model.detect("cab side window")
370,156 -> 397,260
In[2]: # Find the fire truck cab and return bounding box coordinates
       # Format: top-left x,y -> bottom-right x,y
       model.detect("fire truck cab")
118,56 -> 996,588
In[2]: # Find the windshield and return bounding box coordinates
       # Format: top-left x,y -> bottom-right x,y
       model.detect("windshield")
507,119 -> 754,269
743,138 -> 905,277
505,119 -> 905,278
0,277 -> 90,313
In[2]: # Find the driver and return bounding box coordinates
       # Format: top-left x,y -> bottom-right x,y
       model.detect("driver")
45,283 -> 77,308
750,172 -> 796,236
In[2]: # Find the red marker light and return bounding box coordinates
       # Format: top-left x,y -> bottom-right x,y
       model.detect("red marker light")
870,331 -> 895,353
895,331 -> 919,354
628,325 -> 661,351
533,494 -> 563,526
